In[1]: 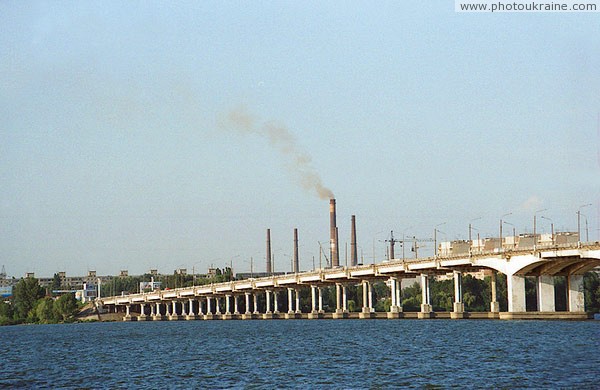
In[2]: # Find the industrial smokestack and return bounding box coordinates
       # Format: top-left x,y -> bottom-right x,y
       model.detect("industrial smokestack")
330,199 -> 339,267
350,215 -> 357,266
293,228 -> 299,273
266,229 -> 272,274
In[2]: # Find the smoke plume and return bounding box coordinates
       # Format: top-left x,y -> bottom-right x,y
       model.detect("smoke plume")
222,106 -> 334,200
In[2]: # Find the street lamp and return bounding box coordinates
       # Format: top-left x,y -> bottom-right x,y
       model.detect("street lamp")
402,226 -> 413,261
499,212 -> 512,252
503,221 -> 516,249
579,212 -> 589,242
541,216 -> 554,245
533,208 -> 547,249
577,203 -> 592,242
469,217 -> 482,242
434,222 -> 446,257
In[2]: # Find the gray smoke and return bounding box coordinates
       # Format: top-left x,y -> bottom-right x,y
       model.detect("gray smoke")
222,106 -> 334,200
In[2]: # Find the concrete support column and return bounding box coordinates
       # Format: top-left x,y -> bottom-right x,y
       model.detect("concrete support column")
189,299 -> 195,316
216,297 -> 222,314
419,274 -> 432,318
388,277 -> 402,319
274,291 -> 279,313
253,294 -> 259,314
507,274 -> 526,312
140,303 -> 146,316
181,301 -> 187,316
150,303 -> 155,316
295,288 -> 301,313
266,290 -> 272,314
452,271 -> 465,319
390,278 -> 397,308
172,301 -> 177,316
287,288 -> 294,314
311,286 -> 317,313
368,282 -> 373,312
126,305 -> 130,316
225,295 -> 231,315
342,285 -> 348,312
233,295 -> 239,315
245,293 -> 251,315
155,302 -> 160,316
567,274 -> 585,312
207,297 -> 212,314
537,275 -> 555,312
318,287 -> 323,313
335,284 -> 342,313
362,280 -> 369,313
198,299 -> 204,315
490,271 -> 500,313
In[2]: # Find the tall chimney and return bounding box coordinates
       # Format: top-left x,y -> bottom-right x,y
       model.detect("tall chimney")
330,198 -> 339,267
293,228 -> 299,273
350,215 -> 357,266
266,229 -> 272,274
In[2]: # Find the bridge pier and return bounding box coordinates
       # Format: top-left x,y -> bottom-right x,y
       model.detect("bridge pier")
138,303 -> 150,321
186,298 -> 199,320
308,285 -> 324,319
205,297 -> 215,320
419,274 -> 433,319
568,274 -> 585,312
537,275 -> 555,312
360,280 -> 375,319
451,271 -> 465,319
333,283 -> 349,319
507,274 -> 526,312
285,288 -> 301,319
264,290 -> 275,319
490,271 -> 500,314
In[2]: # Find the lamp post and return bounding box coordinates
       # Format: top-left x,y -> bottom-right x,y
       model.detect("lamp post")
469,217 -> 482,242
503,221 -> 515,249
577,203 -> 592,242
580,212 -> 589,242
533,208 -> 547,249
499,212 -> 512,252
402,226 -> 412,261
541,216 -> 554,245
434,222 -> 446,257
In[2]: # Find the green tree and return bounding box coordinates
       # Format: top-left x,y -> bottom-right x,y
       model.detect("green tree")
53,293 -> 79,321
401,282 -> 422,311
13,277 -> 45,321
35,297 -> 56,323
0,300 -> 14,325
584,272 -> 600,313
50,273 -> 62,293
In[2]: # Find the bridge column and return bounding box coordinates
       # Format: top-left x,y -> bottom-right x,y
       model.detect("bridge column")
124,304 -> 131,321
253,293 -> 259,315
274,291 -> 280,314
215,297 -> 222,315
567,274 -> 585,312
295,288 -> 301,314
335,284 -> 342,313
388,277 -> 402,319
245,293 -> 251,315
419,274 -> 433,319
198,299 -> 204,315
181,301 -> 187,316
266,290 -> 272,314
234,295 -> 240,315
150,303 -> 155,316
189,299 -> 195,316
490,271 -> 500,313
452,271 -> 465,319
342,285 -> 348,312
311,286 -> 317,313
360,280 -> 375,319
318,287 -> 323,313
507,274 -> 526,312
537,275 -> 555,312
225,295 -> 231,315
287,288 -> 294,314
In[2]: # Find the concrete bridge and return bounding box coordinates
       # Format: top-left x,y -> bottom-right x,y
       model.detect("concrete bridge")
99,242 -> 600,321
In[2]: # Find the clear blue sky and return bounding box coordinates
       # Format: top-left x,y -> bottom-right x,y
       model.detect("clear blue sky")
1,2 -> 599,278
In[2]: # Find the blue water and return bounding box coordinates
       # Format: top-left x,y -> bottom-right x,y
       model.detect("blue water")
1,320 -> 599,389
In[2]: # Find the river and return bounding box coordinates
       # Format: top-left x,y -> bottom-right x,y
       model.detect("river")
1,319 -> 598,388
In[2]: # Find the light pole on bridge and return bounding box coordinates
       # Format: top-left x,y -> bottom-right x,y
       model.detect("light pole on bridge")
499,212 -> 512,252
578,203 -> 592,243
541,215 -> 554,245
533,208 -> 547,249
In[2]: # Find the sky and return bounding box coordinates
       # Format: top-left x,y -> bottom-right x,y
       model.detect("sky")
1,1 -> 599,278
